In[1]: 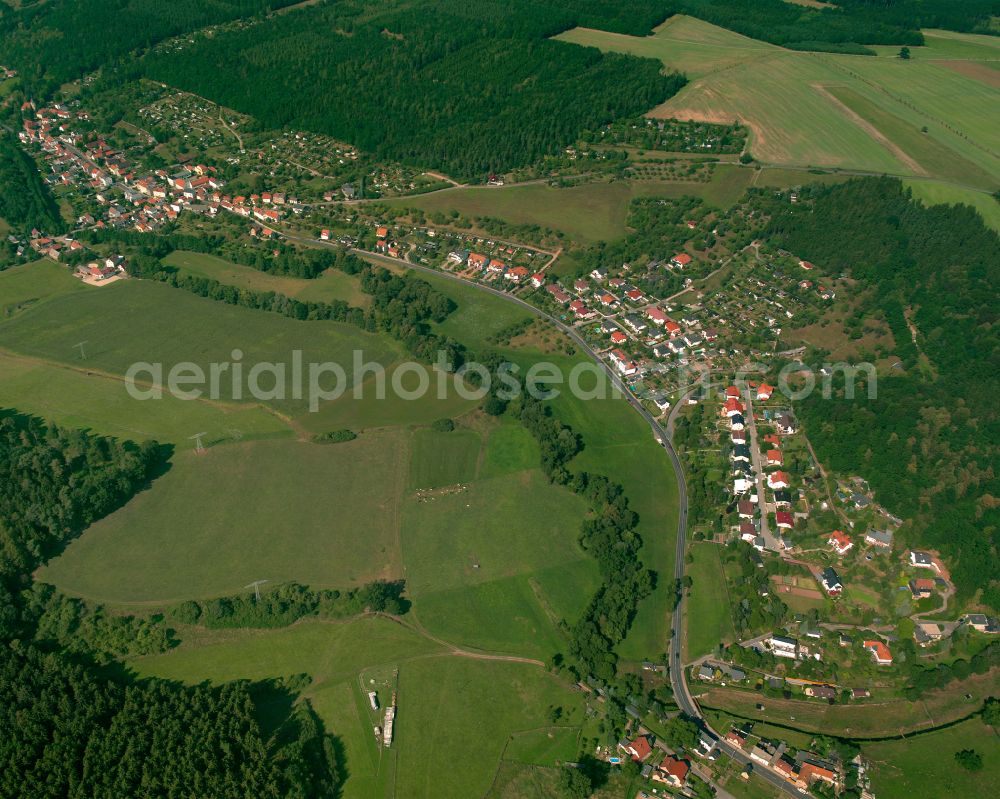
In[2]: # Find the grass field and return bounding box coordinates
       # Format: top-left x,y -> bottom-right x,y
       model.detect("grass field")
38,433 -> 409,602
131,616 -> 585,799
556,16 -> 1000,186
864,718 -> 1000,799
401,467 -> 594,659
0,353 -> 292,445
388,168 -> 753,243
408,426 -> 482,488
0,258 -> 86,312
686,542 -> 736,659
0,278 -> 400,415
163,249 -> 372,308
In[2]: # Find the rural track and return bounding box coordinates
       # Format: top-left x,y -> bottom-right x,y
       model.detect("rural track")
277,232 -> 807,797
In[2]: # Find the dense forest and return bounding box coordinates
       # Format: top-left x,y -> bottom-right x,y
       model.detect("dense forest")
0,0 -> 300,97
675,0 -> 1000,53
0,134 -> 62,236
0,411 -> 341,797
138,0 -> 683,179
760,178 -> 1000,609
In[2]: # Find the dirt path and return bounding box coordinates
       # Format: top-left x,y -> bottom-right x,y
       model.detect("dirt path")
383,613 -> 545,666
812,83 -> 926,175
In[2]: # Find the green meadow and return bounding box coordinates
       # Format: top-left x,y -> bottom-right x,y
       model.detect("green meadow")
0,278 -> 399,414
130,616 -> 585,799
864,718 -> 1000,799
685,542 -> 736,660
38,432 -> 409,602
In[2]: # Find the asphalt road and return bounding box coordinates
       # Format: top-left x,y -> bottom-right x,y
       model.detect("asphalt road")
288,238 -> 805,797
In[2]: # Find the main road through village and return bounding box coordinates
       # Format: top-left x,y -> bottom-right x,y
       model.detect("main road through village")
285,234 -> 804,797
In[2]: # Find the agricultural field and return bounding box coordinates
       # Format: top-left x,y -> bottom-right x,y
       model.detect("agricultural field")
130,616 -> 585,799
863,718 -> 1000,799
556,16 -> 1000,187
685,542 -> 737,660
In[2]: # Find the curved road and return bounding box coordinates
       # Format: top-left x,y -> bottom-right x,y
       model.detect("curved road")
288,238 -> 804,797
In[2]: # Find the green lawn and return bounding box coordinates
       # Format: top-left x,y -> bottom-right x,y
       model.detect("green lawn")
130,616 -> 584,799
686,542 -> 737,659
38,433 -> 408,603
163,249 -> 371,308
864,718 -> 1000,799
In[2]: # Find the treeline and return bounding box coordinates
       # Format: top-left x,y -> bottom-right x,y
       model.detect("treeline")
516,395 -> 654,681
23,583 -> 176,660
0,641 -> 340,799
139,0 -> 684,179
582,117 -> 748,154
170,580 -> 409,629
0,134 -> 62,236
0,0 -> 300,97
81,224 -> 352,279
760,177 -> 1000,609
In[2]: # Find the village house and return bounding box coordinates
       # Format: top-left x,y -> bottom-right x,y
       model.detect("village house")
570,299 -> 594,319
767,471 -> 791,490
766,449 -> 783,466
670,252 -> 693,269
757,383 -> 774,401
820,567 -> 843,596
865,528 -> 893,549
609,348 -> 637,377
864,639 -> 893,665
546,284 -> 570,304
737,500 -> 755,519
804,684 -> 837,700
467,252 -> 488,270
729,413 -> 746,431
909,578 -> 935,599
530,273 -> 544,288
909,550 -> 939,571
623,735 -> 653,762
775,511 -> 794,529
646,307 -> 668,326
504,266 -> 529,282
828,530 -> 853,556
768,634 -> 799,659
652,755 -> 689,787
723,398 -> 745,417
776,412 -> 797,434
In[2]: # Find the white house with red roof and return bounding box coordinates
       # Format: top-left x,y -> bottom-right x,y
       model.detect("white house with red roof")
671,252 -> 693,269
646,307 -> 668,326
864,639 -> 893,665
775,511 -> 794,529
609,348 -> 637,376
757,383 -> 774,401
766,449 -> 783,466
653,755 -> 689,787
624,735 -> 653,762
504,266 -> 529,282
828,530 -> 853,556
468,253 -> 488,269
767,471 -> 791,490
530,273 -> 544,288
725,385 -> 740,400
